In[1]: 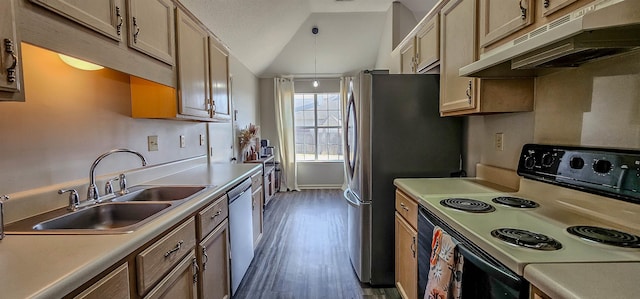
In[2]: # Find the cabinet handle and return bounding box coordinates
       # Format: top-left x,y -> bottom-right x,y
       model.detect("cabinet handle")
544,0 -> 550,8
519,0 -> 527,19
116,6 -> 123,36
202,247 -> 209,270
192,257 -> 199,284
465,80 -> 472,104
411,236 -> 416,258
4,39 -> 17,83
206,99 -> 212,111
132,17 -> 140,43
210,209 -> 222,219
164,240 -> 184,258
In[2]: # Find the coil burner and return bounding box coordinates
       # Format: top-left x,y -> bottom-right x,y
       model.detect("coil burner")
440,198 -> 495,213
567,226 -> 640,248
491,228 -> 562,251
492,196 -> 539,208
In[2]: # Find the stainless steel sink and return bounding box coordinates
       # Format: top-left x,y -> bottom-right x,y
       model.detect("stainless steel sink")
115,186 -> 208,202
5,202 -> 173,234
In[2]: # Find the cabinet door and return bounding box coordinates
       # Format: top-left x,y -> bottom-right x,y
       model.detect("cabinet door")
0,0 -> 21,99
252,188 -> 263,248
209,38 -> 231,121
440,0 -> 478,113
479,0 -> 533,48
416,14 -> 439,72
395,213 -> 417,299
399,38 -> 416,74
176,9 -> 211,119
198,221 -> 231,299
75,263 -> 130,299
127,0 -> 174,65
29,0 -> 123,41
539,0 -> 589,17
144,251 -> 198,299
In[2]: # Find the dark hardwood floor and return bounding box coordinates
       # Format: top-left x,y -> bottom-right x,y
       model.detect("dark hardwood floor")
233,189 -> 400,299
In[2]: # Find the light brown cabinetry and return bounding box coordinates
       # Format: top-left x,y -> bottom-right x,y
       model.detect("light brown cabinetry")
137,217 -> 197,296
539,0 -> 591,18
29,0 -> 175,65
399,38 -> 416,74
175,7 -> 231,122
415,14 -> 440,72
250,171 -> 264,248
395,189 -> 419,299
479,0 -> 534,48
143,250 -> 198,299
74,263 -> 130,299
440,0 -> 534,116
245,156 -> 276,207
126,0 -> 175,65
530,285 -> 552,299
0,0 -> 22,101
196,194 -> 231,299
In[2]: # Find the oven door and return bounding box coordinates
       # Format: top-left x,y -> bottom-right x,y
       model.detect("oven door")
418,206 -> 529,299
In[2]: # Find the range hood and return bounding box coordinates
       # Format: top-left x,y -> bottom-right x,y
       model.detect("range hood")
460,0 -> 640,78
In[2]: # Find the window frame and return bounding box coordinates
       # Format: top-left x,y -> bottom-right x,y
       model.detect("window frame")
294,92 -> 343,162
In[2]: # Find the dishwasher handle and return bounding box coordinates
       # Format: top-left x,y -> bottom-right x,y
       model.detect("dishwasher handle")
228,178 -> 252,203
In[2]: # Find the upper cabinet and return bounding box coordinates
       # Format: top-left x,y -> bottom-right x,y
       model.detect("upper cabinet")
479,0 -> 534,48
29,0 -> 123,41
126,0 -> 175,65
0,0 -> 23,101
399,37 -> 416,74
209,37 -> 231,121
415,14 -> 440,72
29,0 -> 175,66
539,0 -> 593,19
440,0 -> 534,116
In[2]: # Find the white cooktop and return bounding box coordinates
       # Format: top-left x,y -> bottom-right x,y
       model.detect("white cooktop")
395,177 -> 640,275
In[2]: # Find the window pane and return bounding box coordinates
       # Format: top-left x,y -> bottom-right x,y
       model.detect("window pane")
317,127 -> 343,161
295,127 -> 316,161
294,92 -> 343,161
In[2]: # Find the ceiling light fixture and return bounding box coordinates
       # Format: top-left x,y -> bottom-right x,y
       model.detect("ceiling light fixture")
58,54 -> 104,71
312,26 -> 319,88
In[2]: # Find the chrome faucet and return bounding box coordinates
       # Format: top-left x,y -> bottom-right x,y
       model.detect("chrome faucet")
87,149 -> 147,202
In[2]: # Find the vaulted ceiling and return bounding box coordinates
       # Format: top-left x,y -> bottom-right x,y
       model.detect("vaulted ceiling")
181,0 -> 437,77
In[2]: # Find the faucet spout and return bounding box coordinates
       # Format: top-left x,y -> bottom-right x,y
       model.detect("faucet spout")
88,148 -> 147,202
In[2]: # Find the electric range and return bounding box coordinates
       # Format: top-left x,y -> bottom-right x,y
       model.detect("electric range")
412,144 -> 640,276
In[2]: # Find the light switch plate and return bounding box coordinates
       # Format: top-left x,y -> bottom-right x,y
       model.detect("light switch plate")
148,135 -> 159,151
180,135 -> 186,148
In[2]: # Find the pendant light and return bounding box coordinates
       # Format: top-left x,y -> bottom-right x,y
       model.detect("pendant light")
312,26 -> 319,88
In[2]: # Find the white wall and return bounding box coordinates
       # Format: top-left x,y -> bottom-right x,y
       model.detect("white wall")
230,55 -> 261,160
375,2 -> 418,70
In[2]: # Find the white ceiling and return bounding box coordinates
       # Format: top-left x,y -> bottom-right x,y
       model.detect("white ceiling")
182,0 -> 436,77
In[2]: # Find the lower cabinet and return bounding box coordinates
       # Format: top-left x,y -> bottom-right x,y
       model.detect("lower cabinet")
198,220 -> 231,299
143,250 -> 198,299
74,263 -> 130,299
251,171 -> 264,248
395,212 -> 418,299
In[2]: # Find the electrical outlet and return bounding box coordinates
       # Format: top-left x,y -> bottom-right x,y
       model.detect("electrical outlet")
200,134 -> 205,146
180,135 -> 186,148
148,135 -> 159,151
495,133 -> 504,151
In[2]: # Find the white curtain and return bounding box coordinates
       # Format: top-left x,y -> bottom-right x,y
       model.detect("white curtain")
274,77 -> 299,191
340,76 -> 353,190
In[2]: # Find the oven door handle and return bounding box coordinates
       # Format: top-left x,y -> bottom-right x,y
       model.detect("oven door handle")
457,245 -> 524,290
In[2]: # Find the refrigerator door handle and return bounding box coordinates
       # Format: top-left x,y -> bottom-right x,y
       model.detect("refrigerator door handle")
344,189 -> 363,207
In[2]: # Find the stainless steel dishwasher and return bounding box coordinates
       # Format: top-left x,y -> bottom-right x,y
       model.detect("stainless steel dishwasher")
228,178 -> 254,295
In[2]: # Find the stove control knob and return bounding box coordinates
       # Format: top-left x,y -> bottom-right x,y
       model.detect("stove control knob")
524,156 -> 536,169
541,153 -> 555,167
569,157 -> 584,169
593,159 -> 613,174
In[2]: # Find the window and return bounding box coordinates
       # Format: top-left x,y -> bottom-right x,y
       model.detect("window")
294,93 -> 343,161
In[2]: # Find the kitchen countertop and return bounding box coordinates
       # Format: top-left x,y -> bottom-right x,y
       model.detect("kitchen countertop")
0,162 -> 260,299
394,176 -> 640,299
525,263 -> 640,299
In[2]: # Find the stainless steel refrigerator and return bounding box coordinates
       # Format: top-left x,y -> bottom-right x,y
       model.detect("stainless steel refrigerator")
343,70 -> 462,285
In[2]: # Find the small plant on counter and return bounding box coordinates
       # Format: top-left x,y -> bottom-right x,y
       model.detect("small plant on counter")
239,123 -> 259,160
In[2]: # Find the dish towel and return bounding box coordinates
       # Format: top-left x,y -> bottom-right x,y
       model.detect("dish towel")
424,226 -> 464,299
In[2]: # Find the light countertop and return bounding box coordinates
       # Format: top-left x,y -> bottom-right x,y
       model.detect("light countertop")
0,162 -> 260,299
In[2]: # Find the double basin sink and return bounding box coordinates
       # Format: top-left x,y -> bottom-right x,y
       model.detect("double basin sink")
5,185 -> 211,234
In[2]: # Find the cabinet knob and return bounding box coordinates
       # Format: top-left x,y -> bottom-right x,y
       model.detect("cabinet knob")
4,39 -> 17,83
519,0 -> 527,19
132,17 -> 141,43
544,0 -> 550,8
116,6 -> 123,36
465,80 -> 472,103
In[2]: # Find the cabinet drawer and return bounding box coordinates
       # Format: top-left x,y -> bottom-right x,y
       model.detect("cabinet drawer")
395,190 -> 418,229
251,171 -> 263,191
75,263 -> 130,299
196,194 -> 228,240
137,217 -> 196,295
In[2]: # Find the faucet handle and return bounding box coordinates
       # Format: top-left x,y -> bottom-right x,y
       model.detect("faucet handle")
59,189 -> 80,211
104,176 -> 120,195
118,173 -> 128,195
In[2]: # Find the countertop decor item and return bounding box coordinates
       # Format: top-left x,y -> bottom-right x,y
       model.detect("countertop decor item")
239,124 -> 259,160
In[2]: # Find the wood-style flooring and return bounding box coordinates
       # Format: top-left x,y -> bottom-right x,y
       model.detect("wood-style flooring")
233,189 -> 400,299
